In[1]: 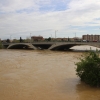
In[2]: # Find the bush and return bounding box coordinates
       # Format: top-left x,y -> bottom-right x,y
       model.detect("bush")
76,50 -> 100,87
0,42 -> 2,49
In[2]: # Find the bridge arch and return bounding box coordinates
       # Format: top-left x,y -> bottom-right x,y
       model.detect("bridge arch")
49,44 -> 80,50
7,43 -> 37,50
49,42 -> 100,50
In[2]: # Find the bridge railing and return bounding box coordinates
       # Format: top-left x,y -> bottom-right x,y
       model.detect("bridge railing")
2,41 -> 100,45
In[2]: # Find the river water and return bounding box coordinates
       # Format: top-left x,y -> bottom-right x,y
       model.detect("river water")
0,46 -> 100,100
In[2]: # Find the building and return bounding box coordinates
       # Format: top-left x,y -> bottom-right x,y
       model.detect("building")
31,36 -> 44,42
82,34 -> 100,42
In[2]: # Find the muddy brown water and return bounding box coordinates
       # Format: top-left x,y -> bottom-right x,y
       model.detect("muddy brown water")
0,47 -> 100,100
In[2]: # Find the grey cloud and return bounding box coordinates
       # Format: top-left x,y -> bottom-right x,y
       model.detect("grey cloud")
1,0 -> 100,39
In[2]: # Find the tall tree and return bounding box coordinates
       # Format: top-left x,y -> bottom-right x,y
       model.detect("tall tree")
20,37 -> 23,42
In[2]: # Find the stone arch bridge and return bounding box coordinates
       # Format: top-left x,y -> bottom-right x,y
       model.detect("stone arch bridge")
2,42 -> 100,50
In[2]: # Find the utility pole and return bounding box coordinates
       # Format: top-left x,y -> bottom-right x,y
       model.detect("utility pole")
75,33 -> 76,38
55,30 -> 58,41
10,35 -> 12,40
51,34 -> 52,38
51,34 -> 52,41
30,33 -> 31,43
75,33 -> 76,42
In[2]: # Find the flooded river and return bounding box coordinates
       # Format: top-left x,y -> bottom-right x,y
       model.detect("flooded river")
0,46 -> 100,100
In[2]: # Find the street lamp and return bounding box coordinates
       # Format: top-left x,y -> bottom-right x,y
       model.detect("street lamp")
51,34 -> 52,41
74,33 -> 76,42
10,35 -> 12,40
55,30 -> 58,41
30,33 -> 31,43
10,35 -> 12,42
51,34 -> 52,38
75,33 -> 76,38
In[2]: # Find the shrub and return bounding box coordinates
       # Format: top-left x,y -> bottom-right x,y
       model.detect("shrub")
76,50 -> 100,87
0,42 -> 2,49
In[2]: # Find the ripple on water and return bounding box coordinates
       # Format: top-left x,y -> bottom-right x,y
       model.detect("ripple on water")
0,49 -> 100,100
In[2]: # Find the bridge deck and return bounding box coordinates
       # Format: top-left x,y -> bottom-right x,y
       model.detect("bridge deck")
2,42 -> 100,50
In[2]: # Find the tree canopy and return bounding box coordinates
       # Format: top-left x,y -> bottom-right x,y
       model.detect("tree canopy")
76,50 -> 100,87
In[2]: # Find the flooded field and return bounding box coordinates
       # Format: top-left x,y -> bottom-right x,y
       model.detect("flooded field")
0,46 -> 100,100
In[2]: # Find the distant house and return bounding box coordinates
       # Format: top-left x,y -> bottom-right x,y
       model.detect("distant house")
74,37 -> 82,42
31,36 -> 44,42
56,38 -> 68,41
82,34 -> 100,42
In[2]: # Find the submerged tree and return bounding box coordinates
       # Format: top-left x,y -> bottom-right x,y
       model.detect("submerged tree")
76,50 -> 100,87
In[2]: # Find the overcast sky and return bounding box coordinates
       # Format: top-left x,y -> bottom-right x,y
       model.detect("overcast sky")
0,0 -> 100,39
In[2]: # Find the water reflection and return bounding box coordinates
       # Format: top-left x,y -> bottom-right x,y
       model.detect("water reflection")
76,81 -> 100,100
59,78 -> 80,93
71,45 -> 100,51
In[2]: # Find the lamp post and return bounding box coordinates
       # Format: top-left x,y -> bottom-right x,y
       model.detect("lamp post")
10,35 -> 12,40
51,34 -> 52,38
74,33 -> 76,42
30,33 -> 31,43
10,35 -> 12,42
55,30 -> 58,41
51,34 -> 52,41
75,33 -> 76,38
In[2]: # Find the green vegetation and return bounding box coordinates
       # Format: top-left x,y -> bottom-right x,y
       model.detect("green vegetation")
76,50 -> 100,87
0,41 -> 2,49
